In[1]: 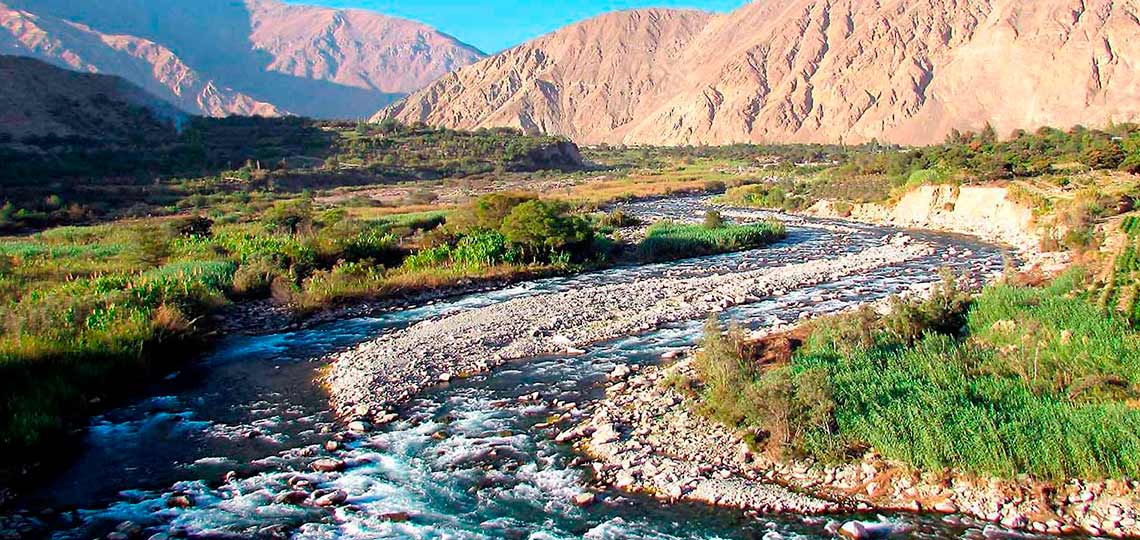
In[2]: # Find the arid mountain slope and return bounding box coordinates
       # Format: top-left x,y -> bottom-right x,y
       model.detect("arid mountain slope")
377,0 -> 1140,145
0,0 -> 484,118
0,55 -> 182,141
381,9 -> 714,143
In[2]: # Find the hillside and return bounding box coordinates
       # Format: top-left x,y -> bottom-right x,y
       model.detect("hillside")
0,54 -> 181,142
377,0 -> 1140,145
0,0 -> 485,118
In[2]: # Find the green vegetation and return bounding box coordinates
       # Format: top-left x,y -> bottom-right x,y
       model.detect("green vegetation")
691,271 -> 1140,480
637,217 -> 786,262
0,188 -> 611,456
0,118 -> 579,233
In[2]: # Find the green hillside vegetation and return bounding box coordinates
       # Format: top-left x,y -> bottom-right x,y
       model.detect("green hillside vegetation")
0,118 -> 580,233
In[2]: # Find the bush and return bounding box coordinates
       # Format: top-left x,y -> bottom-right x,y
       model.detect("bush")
703,210 -> 726,229
597,209 -> 641,228
451,231 -> 520,269
500,200 -> 594,262
882,269 -> 972,344
230,257 -> 283,298
692,318 -> 838,459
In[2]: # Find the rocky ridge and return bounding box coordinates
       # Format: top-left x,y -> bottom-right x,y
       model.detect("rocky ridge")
378,0 -> 1140,146
0,54 -> 183,141
0,0 -> 484,118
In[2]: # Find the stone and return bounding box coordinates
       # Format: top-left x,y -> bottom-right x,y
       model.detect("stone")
592,423 -> 620,445
572,492 -> 597,506
312,489 -> 348,507
608,365 -> 632,380
324,440 -> 340,452
273,491 -> 310,505
555,428 -> 582,443
934,500 -> 958,514
348,421 -> 371,433
310,458 -> 345,472
165,495 -> 193,508
615,471 -> 636,489
380,511 -> 411,522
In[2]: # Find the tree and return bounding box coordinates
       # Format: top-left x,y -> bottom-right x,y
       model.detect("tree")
1122,133 -> 1140,175
500,200 -> 593,261
451,193 -> 536,233
1081,139 -> 1126,170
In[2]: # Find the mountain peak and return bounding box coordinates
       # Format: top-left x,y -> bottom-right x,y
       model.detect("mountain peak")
0,0 -> 486,118
377,0 -> 1140,145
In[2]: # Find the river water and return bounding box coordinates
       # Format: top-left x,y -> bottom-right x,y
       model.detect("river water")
7,197 -> 1015,539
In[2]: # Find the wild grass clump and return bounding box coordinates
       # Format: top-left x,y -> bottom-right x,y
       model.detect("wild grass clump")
637,219 -> 786,262
692,273 -> 1140,480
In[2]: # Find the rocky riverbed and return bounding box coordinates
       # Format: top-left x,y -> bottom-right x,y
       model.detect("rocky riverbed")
5,195 -> 1019,540
325,237 -> 933,421
572,357 -> 1140,539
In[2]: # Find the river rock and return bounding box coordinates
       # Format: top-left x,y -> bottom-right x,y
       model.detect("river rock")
312,489 -> 348,507
592,423 -> 620,445
572,492 -> 597,506
348,420 -> 371,433
838,521 -> 896,540
608,365 -> 632,380
273,491 -> 309,505
310,458 -> 345,472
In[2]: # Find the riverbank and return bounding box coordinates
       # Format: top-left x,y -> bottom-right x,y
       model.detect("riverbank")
572,349 -> 1140,538
324,237 -> 934,421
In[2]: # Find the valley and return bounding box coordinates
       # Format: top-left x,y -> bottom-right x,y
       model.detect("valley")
3,1 -> 1140,539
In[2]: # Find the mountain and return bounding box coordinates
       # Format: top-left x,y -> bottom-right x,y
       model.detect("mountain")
377,0 -> 1140,146
0,0 -> 484,119
0,54 -> 182,142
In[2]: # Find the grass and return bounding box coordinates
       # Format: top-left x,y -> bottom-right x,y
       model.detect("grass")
637,219 -> 786,262
691,271 -> 1140,480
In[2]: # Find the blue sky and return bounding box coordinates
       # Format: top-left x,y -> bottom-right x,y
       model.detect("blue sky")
286,1 -> 748,53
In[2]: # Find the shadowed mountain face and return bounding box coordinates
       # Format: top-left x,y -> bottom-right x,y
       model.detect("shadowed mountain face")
0,54 -> 182,142
0,0 -> 485,118
377,0 -> 1140,145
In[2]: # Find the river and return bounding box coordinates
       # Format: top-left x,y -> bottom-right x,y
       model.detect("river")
5,197 -> 1012,539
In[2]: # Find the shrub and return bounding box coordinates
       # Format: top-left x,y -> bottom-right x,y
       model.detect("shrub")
597,209 -> 641,228
882,269 -> 972,344
451,231 -> 520,269
230,257 -> 283,298
703,210 -> 726,229
262,198 -> 314,235
167,216 -> 214,238
500,200 -> 594,262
